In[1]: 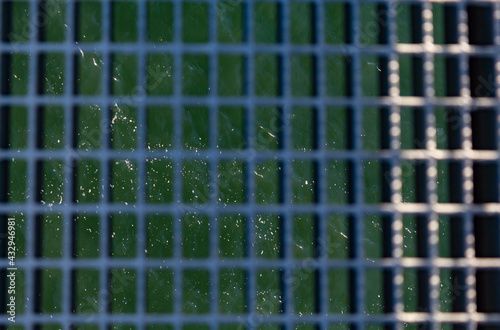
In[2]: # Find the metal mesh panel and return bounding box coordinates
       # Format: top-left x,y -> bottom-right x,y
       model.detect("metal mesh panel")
0,0 -> 499,329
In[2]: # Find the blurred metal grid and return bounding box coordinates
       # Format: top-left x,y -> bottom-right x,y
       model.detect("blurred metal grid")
0,0 -> 498,330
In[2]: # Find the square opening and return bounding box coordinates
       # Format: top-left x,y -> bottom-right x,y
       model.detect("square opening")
255,160 -> 282,204
147,2 -> 173,42
218,106 -> 246,149
183,213 -> 210,259
76,1 -> 101,42
326,56 -> 350,97
403,268 -> 418,311
326,107 -> 349,150
109,268 -> 137,314
290,2 -> 315,44
146,159 -> 174,204
293,268 -> 318,314
183,2 -> 209,43
182,160 -> 210,204
363,160 -> 383,204
256,269 -> 283,314
434,56 -> 460,97
436,160 -> 450,203
403,215 -> 418,257
36,213 -> 63,259
74,159 -> 100,203
254,2 -> 281,44
255,214 -> 282,259
147,106 -> 174,150
5,159 -> 27,203
35,268 -> 62,314
109,213 -> 136,258
111,54 -> 138,95
2,107 -> 27,150
326,215 -> 350,259
219,54 -> 245,96
73,214 -> 100,259
110,159 -> 138,203
146,214 -> 174,259
292,107 -> 316,151
146,54 -> 174,95
72,269 -> 99,314
439,215 -> 462,258
254,107 -> 282,150
401,160 -> 417,203
182,54 -> 209,96
440,268 -> 466,312
293,214 -> 317,259
219,213 -> 246,258
435,107 -> 450,149
364,214 -> 384,259
255,54 -> 281,96
183,106 -> 210,150
146,269 -> 174,314
432,3 -> 451,44
75,52 -> 103,95
328,268 -> 350,314
327,160 -> 350,204
183,269 -> 211,314
399,55 -> 423,96
363,107 -> 382,149
37,106 -> 65,150
324,2 -> 348,44
219,268 -> 247,314
39,1 -> 66,42
37,159 -> 65,204
2,2 -> 30,43
292,160 -> 317,204
360,3 -> 388,45
218,160 -> 246,204
75,105 -> 102,150
291,55 -> 316,97
361,56 -> 387,97
217,2 -> 244,43
112,1 -> 137,42
110,105 -> 137,150
38,53 -> 65,95
365,269 -> 385,314
2,53 -> 29,95
396,4 -> 415,43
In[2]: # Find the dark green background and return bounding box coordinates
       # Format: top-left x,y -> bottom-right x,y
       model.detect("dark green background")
3,1 -> 455,329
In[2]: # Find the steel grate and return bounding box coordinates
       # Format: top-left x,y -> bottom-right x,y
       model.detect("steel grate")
0,0 -> 499,329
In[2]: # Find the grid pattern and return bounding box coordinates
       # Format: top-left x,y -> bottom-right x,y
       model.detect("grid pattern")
0,0 -> 499,329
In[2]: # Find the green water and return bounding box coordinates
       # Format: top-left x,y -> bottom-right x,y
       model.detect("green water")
2,1 -> 456,329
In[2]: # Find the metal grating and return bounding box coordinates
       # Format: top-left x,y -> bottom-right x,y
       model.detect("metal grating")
0,0 -> 499,329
